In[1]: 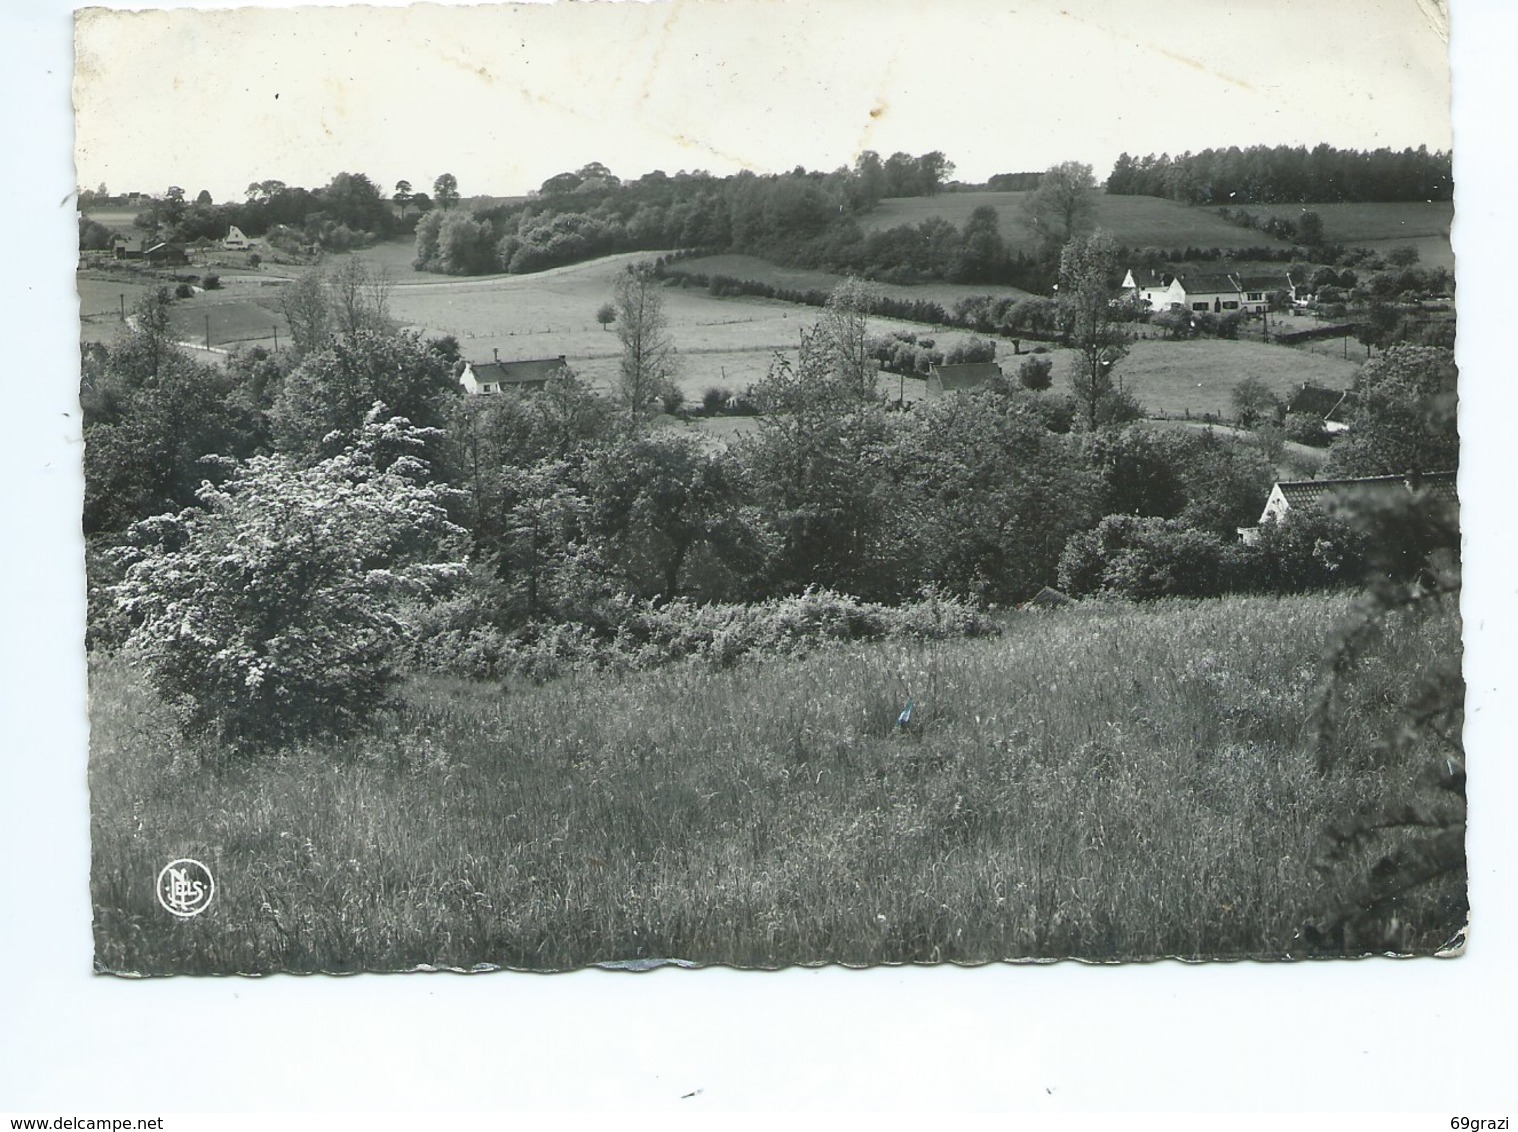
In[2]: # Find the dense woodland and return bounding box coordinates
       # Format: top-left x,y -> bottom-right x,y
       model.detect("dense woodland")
1106,143 -> 1452,204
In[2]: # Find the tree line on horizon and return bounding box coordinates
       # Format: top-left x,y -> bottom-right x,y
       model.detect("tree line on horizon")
1106,143 -> 1452,204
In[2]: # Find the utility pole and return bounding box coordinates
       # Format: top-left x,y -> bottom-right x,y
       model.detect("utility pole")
273,326 -> 279,353
119,293 -> 125,322
205,314 -> 211,351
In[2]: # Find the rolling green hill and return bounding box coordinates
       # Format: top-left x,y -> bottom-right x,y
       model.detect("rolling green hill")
862,191 -> 1455,265
862,191 -> 1290,254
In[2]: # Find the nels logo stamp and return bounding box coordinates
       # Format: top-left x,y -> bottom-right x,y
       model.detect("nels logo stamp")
156,858 -> 215,918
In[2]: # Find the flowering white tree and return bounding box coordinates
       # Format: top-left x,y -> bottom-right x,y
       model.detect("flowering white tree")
113,406 -> 467,750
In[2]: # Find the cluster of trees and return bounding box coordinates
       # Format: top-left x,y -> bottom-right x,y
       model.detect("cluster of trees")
1215,205 -> 1325,246
108,173 -> 463,252
1106,143 -> 1453,204
866,331 -> 998,378
408,157 -> 1063,289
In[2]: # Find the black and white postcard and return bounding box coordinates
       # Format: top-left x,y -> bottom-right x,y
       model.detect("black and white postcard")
73,0 -> 1467,978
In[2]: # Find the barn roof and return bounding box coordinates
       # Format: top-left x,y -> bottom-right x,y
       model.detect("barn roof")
929,362 -> 1002,392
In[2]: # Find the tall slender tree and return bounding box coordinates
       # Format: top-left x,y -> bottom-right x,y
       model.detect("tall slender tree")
1057,230 -> 1132,430
613,267 -> 675,426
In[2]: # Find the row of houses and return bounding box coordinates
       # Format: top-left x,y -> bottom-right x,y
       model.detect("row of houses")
1121,268 -> 1308,315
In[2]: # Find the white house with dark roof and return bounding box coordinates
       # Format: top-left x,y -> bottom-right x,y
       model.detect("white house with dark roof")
1123,269 -> 1292,315
1238,471 -> 1457,543
459,352 -> 570,395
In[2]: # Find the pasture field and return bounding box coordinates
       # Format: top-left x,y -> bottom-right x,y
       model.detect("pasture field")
862,191 -> 1293,255
1042,336 -> 1361,419
81,208 -> 143,237
77,274 -> 158,333
383,250 -> 988,401
89,591 -> 1463,974
1248,200 -> 1455,270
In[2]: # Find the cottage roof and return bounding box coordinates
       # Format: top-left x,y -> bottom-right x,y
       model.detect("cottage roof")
467,356 -> 569,385
1286,384 -> 1348,418
1266,471 -> 1458,521
1126,268 -> 1170,288
929,362 -> 1001,392
1234,274 -> 1284,293
1174,272 -> 1239,296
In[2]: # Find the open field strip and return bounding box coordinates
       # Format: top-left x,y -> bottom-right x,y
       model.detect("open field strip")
669,252 -> 1038,305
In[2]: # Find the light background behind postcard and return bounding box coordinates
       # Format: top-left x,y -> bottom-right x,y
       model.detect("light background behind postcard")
1,0 -> 1514,1113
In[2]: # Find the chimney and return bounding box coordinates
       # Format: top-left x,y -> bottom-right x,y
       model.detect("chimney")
493,347 -> 499,362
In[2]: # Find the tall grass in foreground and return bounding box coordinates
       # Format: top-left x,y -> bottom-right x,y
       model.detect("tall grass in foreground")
90,593 -> 1463,973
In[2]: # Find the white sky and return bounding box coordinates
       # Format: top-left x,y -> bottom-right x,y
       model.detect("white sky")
74,0 -> 1454,203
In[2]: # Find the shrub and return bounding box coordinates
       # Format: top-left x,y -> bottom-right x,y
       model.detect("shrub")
1282,412 -> 1331,447
248,253 -> 261,268
111,408 -> 467,750
1226,506 -> 1370,595
203,273 -> 221,290
174,282 -> 194,299
408,586 -> 1001,681
702,386 -> 730,414
1017,355 -> 1054,391
658,382 -> 685,415
1058,515 -> 1228,600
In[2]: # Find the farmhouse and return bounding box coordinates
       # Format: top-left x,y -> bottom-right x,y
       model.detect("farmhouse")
926,361 -> 1001,398
459,352 -> 570,395
1122,269 -> 1290,315
222,225 -> 254,251
1238,471 -> 1457,542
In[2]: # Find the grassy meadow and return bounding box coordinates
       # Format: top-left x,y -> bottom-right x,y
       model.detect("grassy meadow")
90,592 -> 1463,974
376,248 -> 991,401
1062,336 -> 1361,417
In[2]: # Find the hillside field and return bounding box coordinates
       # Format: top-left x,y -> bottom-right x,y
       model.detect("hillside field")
380,249 -> 991,401
669,253 -> 1036,306
862,191 -> 1293,254
89,590 -> 1462,974
863,191 -> 1455,267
